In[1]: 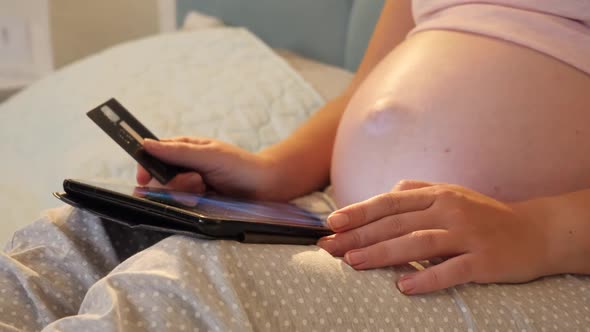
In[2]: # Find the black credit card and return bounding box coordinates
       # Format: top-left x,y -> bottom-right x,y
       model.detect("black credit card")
87,98 -> 188,184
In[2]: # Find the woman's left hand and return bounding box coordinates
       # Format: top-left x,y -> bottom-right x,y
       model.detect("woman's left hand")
317,180 -> 552,295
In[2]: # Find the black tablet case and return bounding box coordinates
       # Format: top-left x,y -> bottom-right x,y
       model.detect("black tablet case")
54,192 -> 326,245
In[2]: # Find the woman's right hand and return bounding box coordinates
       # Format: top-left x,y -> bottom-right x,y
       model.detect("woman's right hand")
136,137 -> 281,200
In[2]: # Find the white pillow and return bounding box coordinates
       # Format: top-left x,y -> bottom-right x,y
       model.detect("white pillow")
180,10 -> 354,102
0,28 -> 324,241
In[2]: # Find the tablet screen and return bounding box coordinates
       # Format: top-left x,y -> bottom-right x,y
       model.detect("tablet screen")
75,180 -> 327,228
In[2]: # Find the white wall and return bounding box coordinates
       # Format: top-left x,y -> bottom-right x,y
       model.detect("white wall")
50,0 -> 163,68
0,0 -> 177,74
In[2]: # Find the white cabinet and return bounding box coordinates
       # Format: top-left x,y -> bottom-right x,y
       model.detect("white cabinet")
0,0 -> 176,101
0,0 -> 53,94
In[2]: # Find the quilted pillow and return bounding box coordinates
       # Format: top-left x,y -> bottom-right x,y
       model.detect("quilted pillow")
0,28 -> 324,237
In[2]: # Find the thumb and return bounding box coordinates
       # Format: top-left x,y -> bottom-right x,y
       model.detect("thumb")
143,139 -> 219,172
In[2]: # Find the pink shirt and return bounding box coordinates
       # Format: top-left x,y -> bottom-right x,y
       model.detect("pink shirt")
410,0 -> 590,74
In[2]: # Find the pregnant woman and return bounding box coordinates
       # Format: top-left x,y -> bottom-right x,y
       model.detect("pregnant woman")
139,0 -> 590,292
2,0 -> 589,330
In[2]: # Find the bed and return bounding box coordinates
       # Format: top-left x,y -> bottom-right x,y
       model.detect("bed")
0,14 -> 353,244
0,0 -> 379,245
0,4 -> 588,332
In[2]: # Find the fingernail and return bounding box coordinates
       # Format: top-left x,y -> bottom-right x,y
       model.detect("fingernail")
397,275 -> 415,294
187,173 -> 201,183
344,250 -> 367,266
143,138 -> 159,148
317,239 -> 337,255
327,213 -> 349,230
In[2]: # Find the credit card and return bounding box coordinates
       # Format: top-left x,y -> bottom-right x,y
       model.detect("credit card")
87,98 -> 188,184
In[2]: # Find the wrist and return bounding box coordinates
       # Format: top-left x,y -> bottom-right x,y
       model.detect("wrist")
254,149 -> 308,201
256,146 -> 329,201
509,198 -> 557,275
511,196 -> 590,275
250,151 -> 287,201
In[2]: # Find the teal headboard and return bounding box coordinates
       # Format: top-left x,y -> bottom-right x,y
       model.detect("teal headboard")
176,0 -> 384,71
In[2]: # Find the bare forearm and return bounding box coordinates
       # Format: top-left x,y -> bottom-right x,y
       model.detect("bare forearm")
257,0 -> 415,200
258,94 -> 351,200
514,188 -> 590,275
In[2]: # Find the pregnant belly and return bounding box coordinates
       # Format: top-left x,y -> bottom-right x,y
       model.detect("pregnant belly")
331,31 -> 590,207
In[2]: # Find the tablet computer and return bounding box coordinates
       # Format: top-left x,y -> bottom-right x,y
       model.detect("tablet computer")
54,179 -> 332,244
